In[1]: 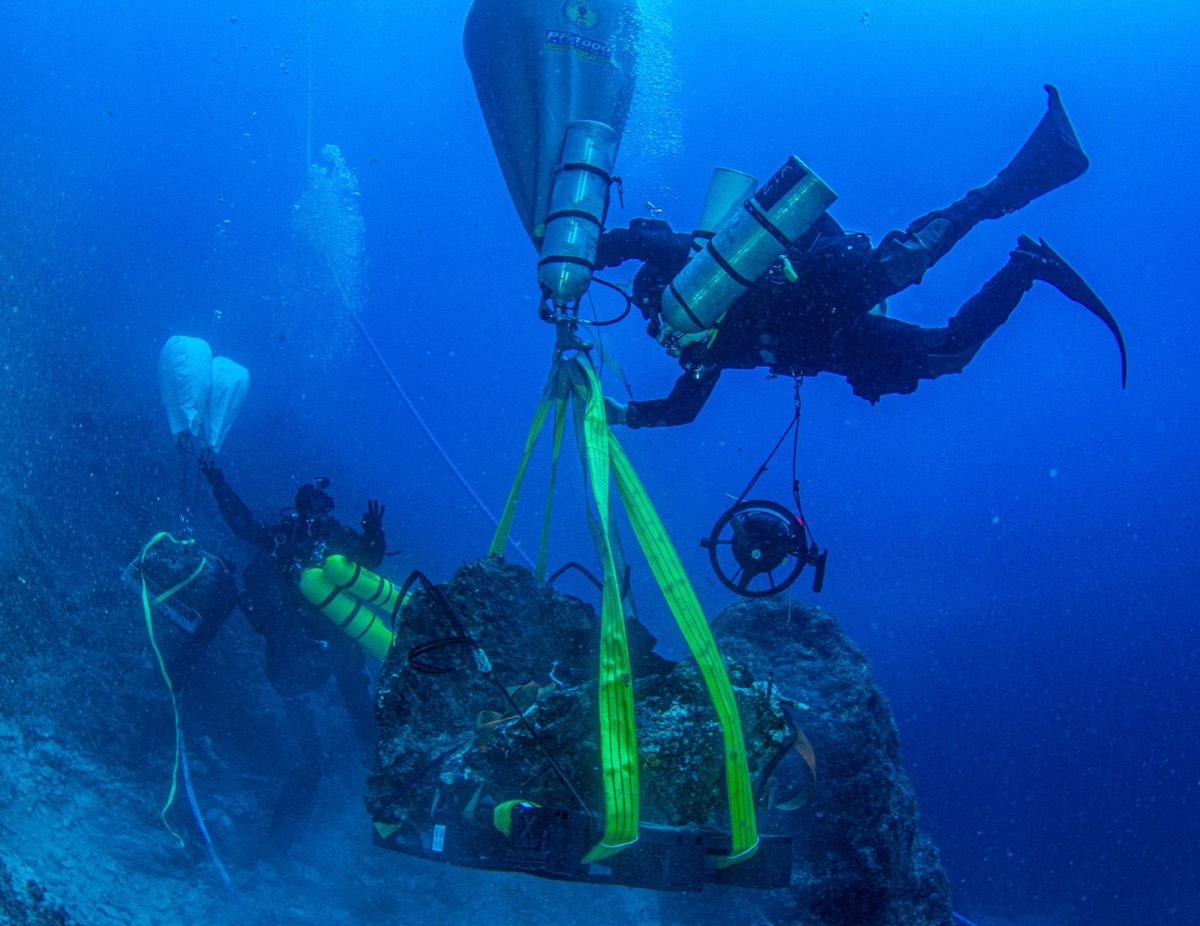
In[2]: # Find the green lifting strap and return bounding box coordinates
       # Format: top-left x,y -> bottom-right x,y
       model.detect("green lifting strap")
487,360 -> 558,574
137,532 -> 209,848
536,389 -> 570,583
576,361 -> 758,866
488,351 -> 759,867
573,360 -> 640,862
607,427 -> 759,865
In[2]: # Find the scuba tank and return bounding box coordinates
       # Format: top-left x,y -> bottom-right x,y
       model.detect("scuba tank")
537,120 -> 619,310
298,555 -> 398,661
689,167 -> 758,258
662,157 -> 837,334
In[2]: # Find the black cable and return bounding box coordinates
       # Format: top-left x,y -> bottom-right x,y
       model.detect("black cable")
734,378 -> 802,505
787,378 -> 819,549
539,277 -> 632,328
394,570 -> 595,822
583,276 -> 633,326
547,560 -> 603,592
177,435 -> 204,538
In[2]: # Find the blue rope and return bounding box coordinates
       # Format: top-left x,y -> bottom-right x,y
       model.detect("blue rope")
953,912 -> 980,926
177,714 -> 236,898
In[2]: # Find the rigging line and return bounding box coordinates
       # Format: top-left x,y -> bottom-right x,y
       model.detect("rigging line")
351,312 -> 535,570
305,0 -> 313,169
177,700 -> 237,900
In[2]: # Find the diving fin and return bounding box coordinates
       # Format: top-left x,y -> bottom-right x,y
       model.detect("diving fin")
1014,235 -> 1128,388
905,86 -> 1091,262
983,84 -> 1090,218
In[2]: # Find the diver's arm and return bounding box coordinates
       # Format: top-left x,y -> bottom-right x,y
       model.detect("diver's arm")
203,466 -> 274,549
355,499 -> 386,569
595,218 -> 692,273
351,528 -> 386,570
327,523 -> 386,570
625,367 -> 722,429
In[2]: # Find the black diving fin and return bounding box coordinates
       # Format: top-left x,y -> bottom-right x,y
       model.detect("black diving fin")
1015,234 -> 1128,388
986,84 -> 1091,217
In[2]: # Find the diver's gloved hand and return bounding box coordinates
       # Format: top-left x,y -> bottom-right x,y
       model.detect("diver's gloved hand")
603,396 -> 629,427
595,218 -> 691,273
361,499 -> 385,536
199,458 -> 224,487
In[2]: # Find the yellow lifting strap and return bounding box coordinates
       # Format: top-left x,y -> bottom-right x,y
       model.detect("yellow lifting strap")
489,350 -> 759,867
137,531 -> 209,847
574,360 -> 640,862
487,370 -> 557,578
493,799 -> 542,837
297,555 -> 397,660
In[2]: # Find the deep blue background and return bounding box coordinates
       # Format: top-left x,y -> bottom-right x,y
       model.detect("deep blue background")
3,2 -> 1197,923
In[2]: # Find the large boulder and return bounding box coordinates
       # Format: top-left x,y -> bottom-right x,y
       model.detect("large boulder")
0,853 -> 76,926
697,596 -> 951,925
368,557 -> 950,924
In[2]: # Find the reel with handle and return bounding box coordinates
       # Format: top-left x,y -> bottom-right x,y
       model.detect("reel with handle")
701,499 -> 827,598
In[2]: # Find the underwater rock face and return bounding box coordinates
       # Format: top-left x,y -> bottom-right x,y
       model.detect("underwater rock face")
368,558 -> 949,925
367,558 -> 601,824
0,854 -> 76,926
699,597 -> 951,925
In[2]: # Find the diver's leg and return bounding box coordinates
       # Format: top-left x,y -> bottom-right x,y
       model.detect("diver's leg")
873,85 -> 1089,291
331,643 -> 378,766
840,235 -> 1123,399
921,256 -> 1036,378
268,694 -> 324,852
926,236 -> 1125,385
830,316 -> 939,403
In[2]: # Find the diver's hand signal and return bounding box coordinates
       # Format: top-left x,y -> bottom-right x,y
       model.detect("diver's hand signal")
362,499 -> 385,535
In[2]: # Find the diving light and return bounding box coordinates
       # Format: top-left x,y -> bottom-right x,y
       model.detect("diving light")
537,120 -> 619,310
662,157 -> 836,334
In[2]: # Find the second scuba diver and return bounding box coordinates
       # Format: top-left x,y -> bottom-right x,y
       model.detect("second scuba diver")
199,460 -> 387,851
597,86 -> 1127,428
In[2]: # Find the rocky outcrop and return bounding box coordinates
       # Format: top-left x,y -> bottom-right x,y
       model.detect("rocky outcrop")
702,596 -> 951,925
369,557 -> 951,924
0,853 -> 76,926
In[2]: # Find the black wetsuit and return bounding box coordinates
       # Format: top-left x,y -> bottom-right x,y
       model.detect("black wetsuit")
600,212 -> 1038,428
210,477 -> 385,848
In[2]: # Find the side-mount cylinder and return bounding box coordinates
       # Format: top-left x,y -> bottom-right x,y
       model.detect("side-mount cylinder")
537,120 -> 619,310
662,157 -> 836,334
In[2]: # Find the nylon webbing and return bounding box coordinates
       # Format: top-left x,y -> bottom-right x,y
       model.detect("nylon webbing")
535,395 -> 570,583
574,363 -> 639,862
608,433 -> 759,865
489,351 -> 758,867
138,531 -> 209,848
487,366 -> 558,562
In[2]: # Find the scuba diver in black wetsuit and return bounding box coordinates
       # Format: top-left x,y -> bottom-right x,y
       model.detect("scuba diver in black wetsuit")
596,86 -> 1128,429
199,460 -> 387,850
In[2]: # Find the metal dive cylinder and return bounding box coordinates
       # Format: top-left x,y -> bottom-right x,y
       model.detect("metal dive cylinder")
689,167 -> 758,257
537,120 -> 619,311
662,156 -> 837,334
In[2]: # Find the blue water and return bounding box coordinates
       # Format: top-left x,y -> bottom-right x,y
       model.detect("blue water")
3,1 -> 1197,923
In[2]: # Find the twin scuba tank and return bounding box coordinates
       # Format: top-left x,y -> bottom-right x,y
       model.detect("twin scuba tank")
664,157 -> 837,336
537,120 -> 837,336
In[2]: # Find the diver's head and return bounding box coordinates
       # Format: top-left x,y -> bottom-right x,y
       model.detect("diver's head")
632,263 -> 669,322
295,477 -> 335,521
